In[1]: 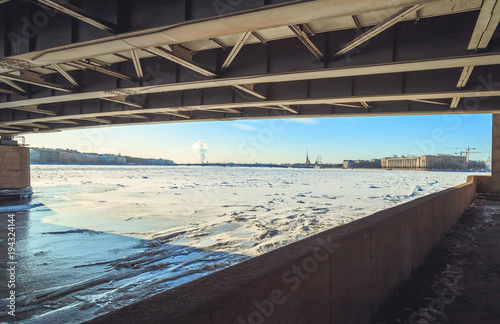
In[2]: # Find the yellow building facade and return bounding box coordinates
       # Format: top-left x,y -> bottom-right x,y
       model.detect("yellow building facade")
381,155 -> 467,170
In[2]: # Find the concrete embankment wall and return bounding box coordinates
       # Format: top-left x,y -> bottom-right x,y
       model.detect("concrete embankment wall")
0,145 -> 30,189
470,175 -> 491,193
89,177 -> 483,324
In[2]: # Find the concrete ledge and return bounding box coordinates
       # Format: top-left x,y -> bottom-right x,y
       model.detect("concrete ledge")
87,178 -> 478,324
467,175 -> 491,193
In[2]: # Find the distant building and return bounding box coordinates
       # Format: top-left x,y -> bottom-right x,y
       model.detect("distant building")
381,155 -> 467,170
81,154 -> 97,164
59,150 -> 82,164
30,149 -> 41,162
343,160 -> 355,168
39,149 -> 59,163
155,158 -> 174,165
117,156 -> 127,164
343,159 -> 381,169
469,160 -> 487,169
29,147 -> 173,165
305,149 -> 311,165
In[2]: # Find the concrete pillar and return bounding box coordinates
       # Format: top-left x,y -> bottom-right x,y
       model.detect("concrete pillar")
0,136 -> 32,200
492,114 -> 500,193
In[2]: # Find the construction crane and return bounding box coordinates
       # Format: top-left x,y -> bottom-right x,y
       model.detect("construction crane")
446,146 -> 477,167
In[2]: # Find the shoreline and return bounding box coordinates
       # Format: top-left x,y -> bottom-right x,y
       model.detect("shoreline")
30,162 -> 490,173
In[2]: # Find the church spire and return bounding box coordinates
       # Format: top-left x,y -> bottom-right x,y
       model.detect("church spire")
305,148 -> 310,165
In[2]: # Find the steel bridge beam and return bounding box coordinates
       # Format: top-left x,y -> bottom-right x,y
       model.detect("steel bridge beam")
0,0 -> 497,136
0,0 -> 441,73
1,52 -> 499,111
327,4 -> 426,61
0,72 -> 73,92
468,0 -> 500,51
3,88 -> 500,128
36,0 -> 119,33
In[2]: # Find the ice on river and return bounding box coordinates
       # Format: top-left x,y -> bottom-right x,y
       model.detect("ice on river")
0,165 -> 484,323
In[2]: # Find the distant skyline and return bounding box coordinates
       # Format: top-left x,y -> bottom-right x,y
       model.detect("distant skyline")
24,114 -> 492,164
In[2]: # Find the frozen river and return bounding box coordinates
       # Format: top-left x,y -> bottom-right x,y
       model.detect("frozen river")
0,165 -> 483,323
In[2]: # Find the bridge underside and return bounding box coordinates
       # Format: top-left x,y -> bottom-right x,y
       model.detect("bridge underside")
0,0 -> 499,134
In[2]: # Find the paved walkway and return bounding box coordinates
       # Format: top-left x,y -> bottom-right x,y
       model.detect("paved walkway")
372,194 -> 500,324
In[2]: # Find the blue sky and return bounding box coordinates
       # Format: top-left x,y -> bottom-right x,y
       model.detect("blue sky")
24,114 -> 492,164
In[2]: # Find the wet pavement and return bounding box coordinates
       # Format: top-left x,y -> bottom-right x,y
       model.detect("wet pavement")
372,194 -> 500,324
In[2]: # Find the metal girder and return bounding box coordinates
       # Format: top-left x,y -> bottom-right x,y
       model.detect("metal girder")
10,106 -> 57,115
251,32 -> 267,45
209,38 -> 228,50
146,47 -> 216,77
66,61 -> 137,82
451,65 -> 475,108
205,108 -> 241,114
102,97 -> 143,109
87,58 -> 110,67
262,105 -> 299,114
276,105 -> 298,114
116,114 -> 149,120
452,0 -> 494,110
232,84 -> 266,100
78,117 -> 112,124
51,63 -> 80,88
130,50 -> 144,80
457,65 -> 475,89
5,89 -> 500,127
154,112 -> 191,119
0,77 -> 29,94
0,0 -> 439,74
0,124 -> 23,131
360,101 -> 371,108
450,97 -> 461,109
0,87 -> 21,95
19,122 -> 50,129
302,24 -> 315,36
288,25 -> 324,60
0,72 -> 72,92
221,32 -> 252,71
451,0 -> 497,110
331,103 -> 366,108
351,15 -> 362,30
468,0 -> 500,51
37,0 -> 119,34
327,4 -> 426,61
415,9 -> 421,23
48,120 -> 80,125
2,52 -> 500,111
411,99 -> 449,106
37,128 -> 61,133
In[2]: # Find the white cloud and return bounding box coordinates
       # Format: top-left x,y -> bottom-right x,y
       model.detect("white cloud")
231,123 -> 257,131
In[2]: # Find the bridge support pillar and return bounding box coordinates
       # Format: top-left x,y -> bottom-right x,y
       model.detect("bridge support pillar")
0,136 -> 33,200
493,115 -> 500,193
